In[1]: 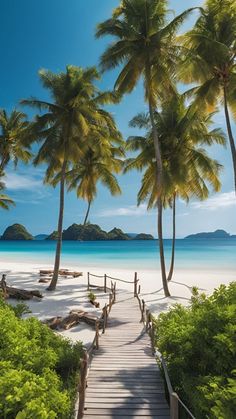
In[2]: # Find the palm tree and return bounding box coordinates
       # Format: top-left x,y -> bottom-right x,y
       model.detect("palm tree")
66,145 -> 123,225
96,0 -> 195,296
125,94 -> 225,281
0,176 -> 14,210
22,65 -> 122,290
180,0 -> 236,193
0,109 -> 32,171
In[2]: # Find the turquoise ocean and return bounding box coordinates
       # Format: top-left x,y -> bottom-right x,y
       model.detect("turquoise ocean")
0,239 -> 235,271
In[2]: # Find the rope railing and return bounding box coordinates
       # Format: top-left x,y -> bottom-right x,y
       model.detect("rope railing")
136,294 -> 196,419
87,271 -> 139,297
77,283 -> 116,419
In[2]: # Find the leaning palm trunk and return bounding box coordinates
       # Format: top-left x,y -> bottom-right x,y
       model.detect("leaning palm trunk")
48,158 -> 67,291
167,194 -> 176,282
148,91 -> 170,297
223,85 -> 236,194
83,200 -> 91,225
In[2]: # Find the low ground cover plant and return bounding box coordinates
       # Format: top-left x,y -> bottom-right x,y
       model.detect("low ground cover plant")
153,283 -> 236,418
0,296 -> 83,418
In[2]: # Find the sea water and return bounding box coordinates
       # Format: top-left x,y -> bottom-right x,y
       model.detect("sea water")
0,239 -> 235,271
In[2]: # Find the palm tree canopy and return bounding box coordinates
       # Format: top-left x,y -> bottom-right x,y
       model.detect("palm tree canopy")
0,109 -> 32,171
179,0 -> 236,115
96,0 -> 195,104
0,178 -> 15,210
66,146 -> 123,203
21,65 -> 123,183
125,93 -> 225,208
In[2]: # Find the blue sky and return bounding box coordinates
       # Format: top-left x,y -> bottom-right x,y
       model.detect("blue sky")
0,0 -> 236,237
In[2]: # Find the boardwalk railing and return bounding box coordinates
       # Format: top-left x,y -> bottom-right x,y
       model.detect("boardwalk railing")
136,290 -> 196,419
87,271 -> 139,297
77,282 -> 116,419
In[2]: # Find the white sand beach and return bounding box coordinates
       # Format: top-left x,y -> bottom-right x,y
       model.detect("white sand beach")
1,261 -> 235,347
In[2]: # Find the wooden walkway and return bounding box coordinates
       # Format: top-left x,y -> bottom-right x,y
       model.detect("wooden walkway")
83,291 -> 170,418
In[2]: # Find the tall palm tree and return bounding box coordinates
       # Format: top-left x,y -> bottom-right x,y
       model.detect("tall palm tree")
125,94 -> 225,281
96,0 -> 195,296
180,0 -> 236,193
0,109 -> 32,171
66,145 -> 123,225
22,65 -> 122,290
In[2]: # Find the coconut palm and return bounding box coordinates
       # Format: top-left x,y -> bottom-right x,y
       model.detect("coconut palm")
180,0 -> 236,193
0,176 -> 14,210
125,94 -> 225,281
96,0 -> 196,296
0,109 -> 32,171
66,145 -> 123,225
22,65 -> 122,290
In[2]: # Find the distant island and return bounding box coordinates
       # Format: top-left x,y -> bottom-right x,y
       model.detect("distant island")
185,229 -> 236,239
1,223 -> 154,241
47,224 -> 155,241
1,224 -> 33,241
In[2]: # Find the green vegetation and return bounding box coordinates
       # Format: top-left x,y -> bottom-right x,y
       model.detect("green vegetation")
181,0 -> 236,193
125,92 -> 224,281
153,283 -> 236,418
22,66 -> 123,290
0,296 -> 83,418
88,291 -> 96,303
1,224 -> 33,241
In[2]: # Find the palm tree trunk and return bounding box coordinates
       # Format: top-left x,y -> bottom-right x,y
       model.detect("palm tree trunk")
83,200 -> 91,225
148,98 -> 170,297
47,158 -> 67,291
223,84 -> 236,194
167,194 -> 176,282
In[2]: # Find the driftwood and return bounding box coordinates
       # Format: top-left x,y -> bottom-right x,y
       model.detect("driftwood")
38,277 -> 51,283
0,275 -> 43,300
6,286 -> 43,300
39,269 -> 82,278
44,310 -> 101,330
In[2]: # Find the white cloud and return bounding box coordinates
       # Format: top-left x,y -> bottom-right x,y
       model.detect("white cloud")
191,191 -> 236,211
98,204 -> 154,217
4,172 -> 42,190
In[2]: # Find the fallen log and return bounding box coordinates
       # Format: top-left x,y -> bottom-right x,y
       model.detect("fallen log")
44,311 -> 101,330
3,286 -> 43,300
39,269 -> 82,278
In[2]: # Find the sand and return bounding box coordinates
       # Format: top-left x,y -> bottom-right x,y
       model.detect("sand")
1,260 -> 235,347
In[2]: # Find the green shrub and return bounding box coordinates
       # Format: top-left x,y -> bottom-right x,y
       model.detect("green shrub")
0,297 -> 83,418
153,282 -> 236,418
88,291 -> 96,302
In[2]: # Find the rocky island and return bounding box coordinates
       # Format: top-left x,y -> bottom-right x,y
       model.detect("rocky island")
1,224 -> 33,240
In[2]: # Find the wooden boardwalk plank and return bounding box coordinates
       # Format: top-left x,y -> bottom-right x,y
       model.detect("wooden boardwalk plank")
82,290 -> 170,419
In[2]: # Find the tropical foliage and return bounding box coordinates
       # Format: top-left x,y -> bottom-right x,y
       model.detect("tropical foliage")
180,0 -> 236,192
0,109 -> 32,172
153,282 -> 236,418
96,0 -> 197,296
65,142 -> 123,225
22,65 -> 122,290
0,296 -> 83,418
125,93 -> 225,280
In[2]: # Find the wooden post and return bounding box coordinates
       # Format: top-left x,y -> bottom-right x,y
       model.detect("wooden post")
104,274 -> 107,293
134,272 -> 138,297
141,299 -> 145,323
170,392 -> 179,419
87,272 -> 90,291
109,293 -> 112,312
146,309 -> 149,332
138,284 -> 141,295
95,320 -> 99,349
77,351 -> 88,419
114,282 -> 116,303
102,305 -> 107,334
